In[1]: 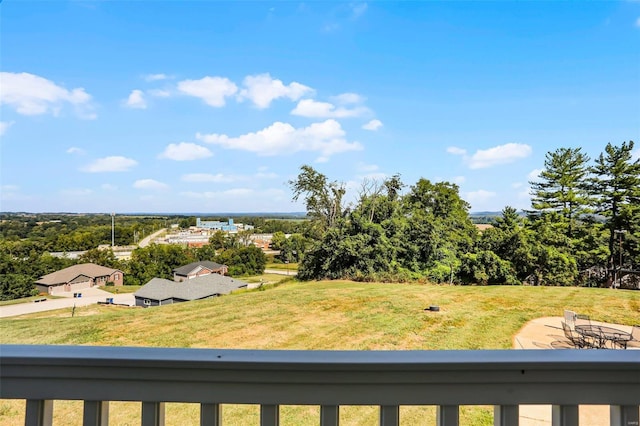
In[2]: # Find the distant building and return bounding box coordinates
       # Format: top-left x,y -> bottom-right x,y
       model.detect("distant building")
134,274 -> 247,307
35,263 -> 124,294
196,218 -> 237,232
173,260 -> 228,281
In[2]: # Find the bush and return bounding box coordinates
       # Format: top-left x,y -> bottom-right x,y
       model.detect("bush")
105,281 -> 115,287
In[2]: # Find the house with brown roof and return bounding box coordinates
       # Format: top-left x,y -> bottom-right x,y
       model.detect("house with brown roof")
172,261 -> 228,282
35,263 -> 124,294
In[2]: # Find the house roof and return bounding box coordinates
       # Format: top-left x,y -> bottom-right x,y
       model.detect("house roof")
35,263 -> 122,286
173,260 -> 226,276
135,274 -> 247,302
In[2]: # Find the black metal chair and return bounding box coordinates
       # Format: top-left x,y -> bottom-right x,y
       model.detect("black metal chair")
562,321 -> 588,348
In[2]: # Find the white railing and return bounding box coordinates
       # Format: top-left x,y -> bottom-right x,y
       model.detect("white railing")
1,345 -> 638,426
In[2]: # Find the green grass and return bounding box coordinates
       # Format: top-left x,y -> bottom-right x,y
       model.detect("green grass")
266,262 -> 299,271
98,285 -> 141,294
0,295 -> 63,306
1,282 -> 638,425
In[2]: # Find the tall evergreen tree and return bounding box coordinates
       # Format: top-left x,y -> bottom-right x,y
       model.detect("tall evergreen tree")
587,141 -> 640,284
529,147 -> 591,237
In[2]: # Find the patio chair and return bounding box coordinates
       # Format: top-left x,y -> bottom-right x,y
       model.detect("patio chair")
563,310 -> 577,329
561,321 -> 587,348
575,314 -> 591,327
628,325 -> 640,349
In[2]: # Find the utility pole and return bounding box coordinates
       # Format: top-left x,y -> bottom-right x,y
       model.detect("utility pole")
111,212 -> 115,248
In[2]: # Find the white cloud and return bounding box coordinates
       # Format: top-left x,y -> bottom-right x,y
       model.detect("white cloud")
133,179 -> 169,191
356,162 -> 379,172
60,188 -> 93,196
332,92 -> 365,104
631,148 -> 639,161
181,188 -> 286,200
66,147 -> 85,155
511,182 -> 524,189
351,2 -> 368,18
197,119 -> 363,159
148,89 -> 171,98
362,119 -> 383,131
527,168 -> 542,181
0,72 -> 96,119
177,76 -> 238,107
452,176 -> 466,185
468,143 -> 532,169
158,142 -> 213,161
82,156 -> 138,172
447,146 -> 467,155
465,189 -> 496,204
124,89 -> 147,109
0,121 -> 15,136
255,171 -> 278,179
291,99 -> 370,118
144,73 -> 169,82
1,184 -> 19,192
101,184 -> 118,191
238,73 -> 313,109
181,173 -> 242,183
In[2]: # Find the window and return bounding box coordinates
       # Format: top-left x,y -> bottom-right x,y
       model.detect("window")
144,299 -> 151,305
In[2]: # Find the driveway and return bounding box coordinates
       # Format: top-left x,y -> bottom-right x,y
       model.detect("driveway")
0,288 -> 135,318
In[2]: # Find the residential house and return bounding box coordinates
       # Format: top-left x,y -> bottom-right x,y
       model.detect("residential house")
134,274 -> 248,307
35,263 -> 124,294
173,260 -> 228,281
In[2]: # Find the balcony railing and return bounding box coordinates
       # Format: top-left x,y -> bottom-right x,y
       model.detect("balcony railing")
1,345 -> 638,426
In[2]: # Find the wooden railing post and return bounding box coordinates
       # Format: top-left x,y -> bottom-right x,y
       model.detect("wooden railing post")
261,404 -> 279,426
83,401 -> 109,426
200,403 -> 220,426
437,405 -> 459,426
142,401 -> 165,426
25,400 -> 53,426
379,405 -> 399,426
610,405 -> 640,426
552,404 -> 578,426
320,405 -> 339,426
494,405 -> 519,426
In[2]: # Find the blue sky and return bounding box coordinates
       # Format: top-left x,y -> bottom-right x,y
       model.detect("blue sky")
1,1 -> 639,214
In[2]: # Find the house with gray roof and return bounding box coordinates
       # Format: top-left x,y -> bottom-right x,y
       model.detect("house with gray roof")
173,260 -> 228,281
35,263 -> 124,294
134,273 -> 247,307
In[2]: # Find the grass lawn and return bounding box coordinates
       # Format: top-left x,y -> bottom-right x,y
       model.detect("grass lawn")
1,282 -> 638,425
266,262 -> 299,271
98,285 -> 141,294
0,295 -> 63,306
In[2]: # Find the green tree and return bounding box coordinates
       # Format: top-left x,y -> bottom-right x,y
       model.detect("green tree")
587,141 -> 640,284
530,147 -> 591,237
289,165 -> 345,234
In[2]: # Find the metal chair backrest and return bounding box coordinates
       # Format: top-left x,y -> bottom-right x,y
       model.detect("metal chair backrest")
575,314 -> 591,328
563,310 -> 576,329
631,325 -> 640,342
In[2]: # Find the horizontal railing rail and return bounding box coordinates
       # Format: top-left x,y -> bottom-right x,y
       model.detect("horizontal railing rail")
1,345 -> 639,425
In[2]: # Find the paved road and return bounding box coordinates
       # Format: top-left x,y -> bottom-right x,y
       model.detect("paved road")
264,268 -> 297,276
0,288 -> 135,318
138,228 -> 166,248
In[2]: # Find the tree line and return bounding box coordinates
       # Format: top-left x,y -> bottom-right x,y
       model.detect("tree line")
289,141 -> 639,288
0,241 -> 266,300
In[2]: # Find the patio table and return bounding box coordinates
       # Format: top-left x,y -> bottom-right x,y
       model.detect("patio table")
575,325 -> 632,349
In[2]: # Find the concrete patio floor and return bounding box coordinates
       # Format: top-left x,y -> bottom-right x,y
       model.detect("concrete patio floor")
513,316 -> 638,425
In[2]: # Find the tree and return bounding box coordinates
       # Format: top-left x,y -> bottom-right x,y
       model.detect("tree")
289,165 -> 346,233
587,141 -> 640,284
530,147 -> 591,237
208,231 -> 227,250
